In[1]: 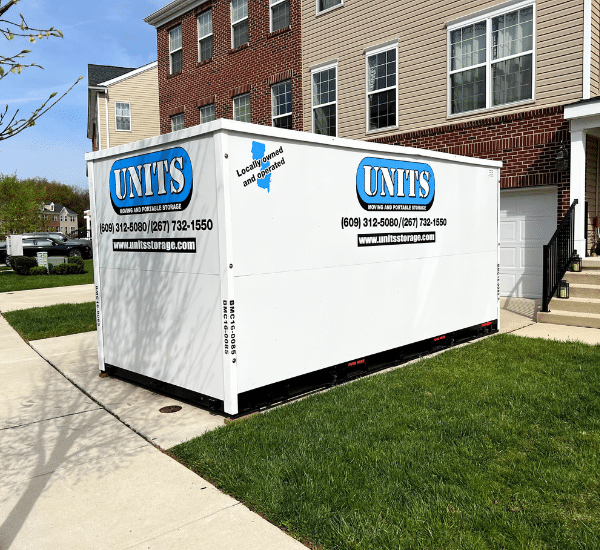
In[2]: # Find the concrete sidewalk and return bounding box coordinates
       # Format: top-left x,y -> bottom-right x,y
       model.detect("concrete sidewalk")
0,283 -> 95,313
0,316 -> 306,550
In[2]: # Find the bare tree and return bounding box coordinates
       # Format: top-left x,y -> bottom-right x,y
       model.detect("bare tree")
0,0 -> 82,140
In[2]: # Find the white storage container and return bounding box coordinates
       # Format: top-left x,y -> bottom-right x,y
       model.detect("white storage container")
86,119 -> 501,415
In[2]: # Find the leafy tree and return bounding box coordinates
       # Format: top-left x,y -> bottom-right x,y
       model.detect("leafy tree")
0,0 -> 82,140
0,173 -> 47,236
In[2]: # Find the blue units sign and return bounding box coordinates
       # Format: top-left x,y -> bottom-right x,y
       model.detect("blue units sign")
109,147 -> 193,215
356,157 -> 435,211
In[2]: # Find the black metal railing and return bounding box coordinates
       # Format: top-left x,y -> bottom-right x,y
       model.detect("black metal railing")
542,199 -> 578,312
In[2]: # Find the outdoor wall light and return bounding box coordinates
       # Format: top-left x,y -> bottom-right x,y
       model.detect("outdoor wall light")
556,146 -> 569,171
571,254 -> 582,272
558,279 -> 569,298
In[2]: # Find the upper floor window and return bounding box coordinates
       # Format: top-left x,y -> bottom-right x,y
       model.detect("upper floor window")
272,80 -> 292,129
366,44 -> 397,131
198,10 -> 213,62
448,4 -> 534,115
233,93 -> 251,122
271,0 -> 290,32
317,0 -> 342,14
312,62 -> 336,136
169,25 -> 183,74
200,103 -> 215,123
115,102 -> 131,131
171,113 -> 185,131
231,0 -> 248,48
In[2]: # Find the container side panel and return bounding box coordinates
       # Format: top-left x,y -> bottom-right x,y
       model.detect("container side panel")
91,132 -> 224,399
225,131 -> 498,393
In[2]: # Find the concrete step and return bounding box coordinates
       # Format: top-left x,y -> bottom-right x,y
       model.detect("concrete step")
563,271 -> 600,285
569,283 -> 600,299
583,257 -> 600,270
538,309 -> 600,329
548,296 -> 600,314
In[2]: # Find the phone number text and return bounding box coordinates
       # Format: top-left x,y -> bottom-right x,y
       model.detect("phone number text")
99,219 -> 214,235
341,217 -> 447,230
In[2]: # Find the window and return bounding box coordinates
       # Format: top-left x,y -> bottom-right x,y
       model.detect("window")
169,25 -> 182,74
231,0 -> 248,48
70,216 -> 76,222
198,10 -> 213,62
317,0 -> 342,13
272,80 -> 292,129
53,216 -> 58,222
449,4 -> 534,115
233,93 -> 251,122
271,0 -> 289,32
200,103 -> 215,123
366,45 -> 397,131
115,102 -> 131,131
312,63 -> 336,136
171,113 -> 185,131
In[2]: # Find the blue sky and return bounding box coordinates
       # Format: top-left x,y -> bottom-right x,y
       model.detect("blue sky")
1,0 -> 166,189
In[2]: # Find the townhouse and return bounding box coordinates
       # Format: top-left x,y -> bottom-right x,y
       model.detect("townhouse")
87,62 -> 160,151
144,0 -> 303,134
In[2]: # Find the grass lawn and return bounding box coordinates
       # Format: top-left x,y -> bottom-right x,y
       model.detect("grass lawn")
0,259 -> 94,292
3,302 -> 97,340
171,334 -> 600,550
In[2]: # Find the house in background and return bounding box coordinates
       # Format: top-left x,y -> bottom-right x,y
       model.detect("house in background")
300,0 -> 598,303
41,203 -> 78,235
144,0 -> 302,134
87,62 -> 160,151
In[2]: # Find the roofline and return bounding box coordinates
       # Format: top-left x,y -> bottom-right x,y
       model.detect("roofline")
98,61 -> 158,87
144,0 -> 208,28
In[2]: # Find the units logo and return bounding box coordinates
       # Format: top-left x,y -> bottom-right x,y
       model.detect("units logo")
109,147 -> 193,215
356,157 -> 435,211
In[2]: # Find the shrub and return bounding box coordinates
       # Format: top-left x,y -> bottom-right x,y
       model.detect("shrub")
52,263 -> 70,275
30,266 -> 48,276
13,256 -> 38,276
67,256 -> 84,274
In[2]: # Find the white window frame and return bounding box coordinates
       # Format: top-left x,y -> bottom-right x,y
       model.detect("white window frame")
199,103 -> 215,124
115,102 -> 131,131
231,0 -> 248,49
197,9 -> 213,62
270,0 -> 290,32
171,112 -> 185,131
233,93 -> 251,122
169,25 -> 183,75
316,0 -> 342,15
271,80 -> 292,128
311,60 -> 338,137
446,0 -> 536,118
365,40 -> 399,133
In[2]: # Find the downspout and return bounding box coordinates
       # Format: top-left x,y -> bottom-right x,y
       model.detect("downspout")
96,94 -> 102,150
583,0 -> 592,99
105,94 -> 110,149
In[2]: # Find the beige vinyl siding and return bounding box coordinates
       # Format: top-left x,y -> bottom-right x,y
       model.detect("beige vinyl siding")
106,66 -> 159,148
302,0 -> 585,140
592,0 -> 600,96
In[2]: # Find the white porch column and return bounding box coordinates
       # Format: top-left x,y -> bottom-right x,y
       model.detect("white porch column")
571,129 -> 587,256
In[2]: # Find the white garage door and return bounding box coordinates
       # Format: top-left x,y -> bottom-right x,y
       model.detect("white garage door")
500,187 -> 557,298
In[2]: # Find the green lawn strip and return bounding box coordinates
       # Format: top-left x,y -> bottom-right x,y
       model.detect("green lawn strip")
171,334 -> 600,550
0,259 -> 93,292
3,302 -> 97,340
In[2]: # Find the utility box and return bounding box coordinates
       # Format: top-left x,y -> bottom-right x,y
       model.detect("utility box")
86,119 -> 501,415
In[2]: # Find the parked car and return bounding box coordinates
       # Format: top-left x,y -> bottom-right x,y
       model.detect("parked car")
3,236 -> 92,268
23,232 -> 92,249
0,241 -> 6,266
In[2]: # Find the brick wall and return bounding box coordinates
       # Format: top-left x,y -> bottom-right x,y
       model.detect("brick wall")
371,106 -> 571,220
156,0 -> 302,135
